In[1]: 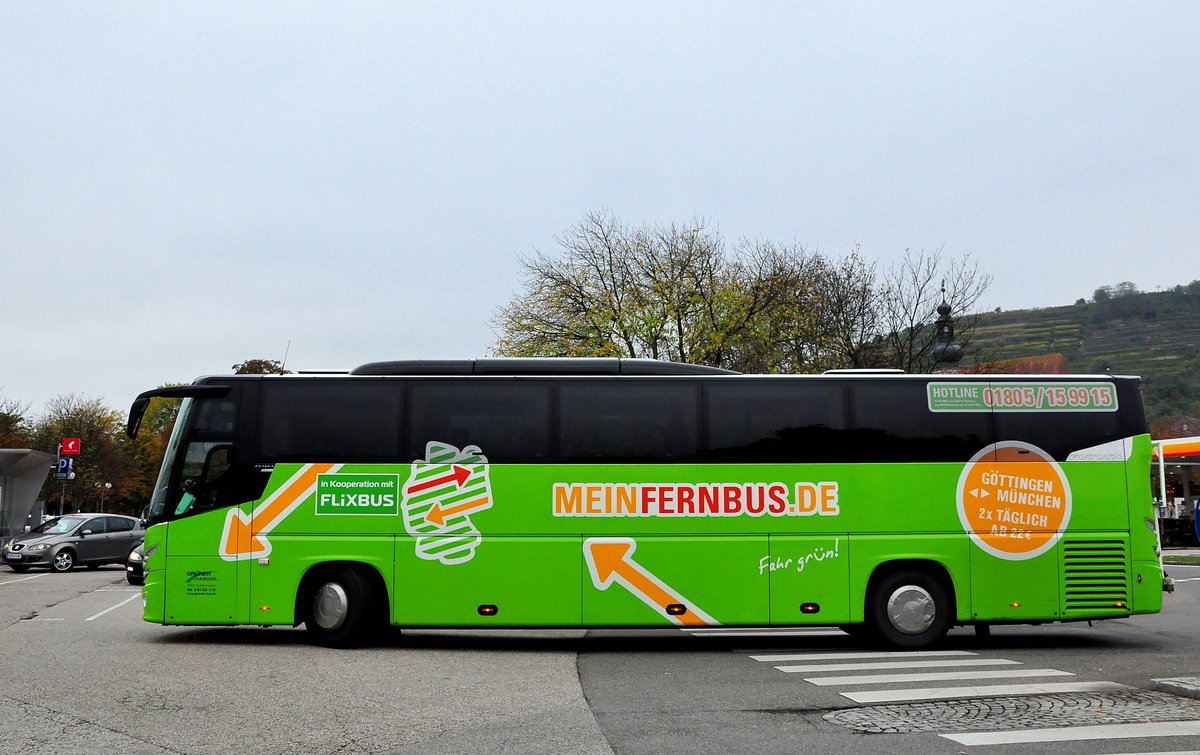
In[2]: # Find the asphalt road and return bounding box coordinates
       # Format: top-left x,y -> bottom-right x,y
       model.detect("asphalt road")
2,565 -> 1198,754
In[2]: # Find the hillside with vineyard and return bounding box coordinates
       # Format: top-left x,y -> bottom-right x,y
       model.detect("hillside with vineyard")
967,281 -> 1200,434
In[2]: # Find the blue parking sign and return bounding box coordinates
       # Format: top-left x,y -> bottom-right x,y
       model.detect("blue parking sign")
55,457 -> 73,479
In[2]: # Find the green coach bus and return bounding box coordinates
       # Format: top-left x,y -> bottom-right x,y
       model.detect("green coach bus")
126,358 -> 1163,648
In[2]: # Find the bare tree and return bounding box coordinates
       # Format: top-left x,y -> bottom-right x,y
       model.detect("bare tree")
879,248 -> 992,372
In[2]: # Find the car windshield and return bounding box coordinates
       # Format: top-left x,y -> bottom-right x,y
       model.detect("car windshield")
30,516 -> 85,534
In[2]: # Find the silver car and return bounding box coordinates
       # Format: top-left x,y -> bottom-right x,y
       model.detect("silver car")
2,514 -> 143,573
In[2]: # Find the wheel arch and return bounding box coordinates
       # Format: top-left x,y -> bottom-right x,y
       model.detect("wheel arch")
292,560 -> 391,628
51,546 -> 78,570
864,558 -> 958,622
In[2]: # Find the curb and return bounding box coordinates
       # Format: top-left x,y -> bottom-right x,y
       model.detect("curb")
1152,677 -> 1200,699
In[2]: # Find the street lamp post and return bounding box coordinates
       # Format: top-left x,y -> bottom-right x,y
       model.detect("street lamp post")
98,482 -> 112,513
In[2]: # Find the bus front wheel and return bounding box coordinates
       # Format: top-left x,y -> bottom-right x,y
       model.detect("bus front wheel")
868,570 -> 952,649
305,567 -> 375,648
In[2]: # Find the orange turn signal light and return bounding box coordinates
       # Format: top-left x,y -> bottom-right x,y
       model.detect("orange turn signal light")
478,604 -> 498,616
666,604 -> 687,616
800,603 -> 821,614
1009,602 -> 1022,608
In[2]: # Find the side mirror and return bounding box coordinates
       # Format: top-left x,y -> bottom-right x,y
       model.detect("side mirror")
80,529 -> 92,538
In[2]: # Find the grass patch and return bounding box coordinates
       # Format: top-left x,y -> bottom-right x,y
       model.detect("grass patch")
1163,555 -> 1200,565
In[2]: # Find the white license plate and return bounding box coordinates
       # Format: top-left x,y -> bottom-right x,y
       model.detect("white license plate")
3,553 -> 22,561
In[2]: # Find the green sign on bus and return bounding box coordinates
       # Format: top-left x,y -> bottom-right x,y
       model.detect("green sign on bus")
927,381 -> 1118,412
316,473 -> 400,516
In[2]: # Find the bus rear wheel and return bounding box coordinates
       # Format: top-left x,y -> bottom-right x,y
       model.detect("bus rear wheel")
868,570 -> 952,649
305,567 -> 376,648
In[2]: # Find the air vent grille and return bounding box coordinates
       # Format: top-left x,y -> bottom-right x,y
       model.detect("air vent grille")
1063,539 -> 1129,614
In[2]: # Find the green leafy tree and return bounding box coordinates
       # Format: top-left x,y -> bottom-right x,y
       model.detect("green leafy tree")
232,359 -> 291,374
0,395 -> 32,448
493,211 -> 826,371
31,395 -> 128,515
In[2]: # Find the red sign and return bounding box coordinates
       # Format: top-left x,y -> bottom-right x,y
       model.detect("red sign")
61,437 -> 81,456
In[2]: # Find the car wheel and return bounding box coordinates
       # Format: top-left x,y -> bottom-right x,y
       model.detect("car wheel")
867,569 -> 952,649
305,567 -> 378,648
8,564 -> 31,573
51,550 -> 76,573
127,573 -> 144,586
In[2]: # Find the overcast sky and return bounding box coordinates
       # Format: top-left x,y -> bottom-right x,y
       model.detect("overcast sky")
2,2 -> 1197,416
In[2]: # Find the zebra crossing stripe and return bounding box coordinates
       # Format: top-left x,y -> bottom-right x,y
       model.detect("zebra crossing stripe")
842,680 -> 1129,704
750,650 -> 975,662
775,658 -> 1018,673
805,667 -> 1073,686
942,720 -> 1200,746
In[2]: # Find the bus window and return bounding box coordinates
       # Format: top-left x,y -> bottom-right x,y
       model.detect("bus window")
259,380 -> 402,462
995,406 -> 1122,461
704,379 -> 847,462
558,381 -> 700,462
407,381 -> 551,462
190,395 -> 239,434
851,380 -> 994,462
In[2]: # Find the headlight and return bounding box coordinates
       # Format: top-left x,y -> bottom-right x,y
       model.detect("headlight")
30,543 -> 50,551
129,550 -> 144,562
1,541 -> 8,551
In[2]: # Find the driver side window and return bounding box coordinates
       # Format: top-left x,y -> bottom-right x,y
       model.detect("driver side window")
173,442 -> 268,518
82,518 -> 107,535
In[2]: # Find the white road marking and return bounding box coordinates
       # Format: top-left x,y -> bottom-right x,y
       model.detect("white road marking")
750,650 -> 975,662
942,720 -> 1200,746
85,594 -> 140,621
1171,577 -> 1200,583
0,573 -> 48,586
1103,750 -> 1200,754
776,658 -> 1019,673
843,680 -> 1129,704
20,618 -> 64,622
806,668 -> 1074,686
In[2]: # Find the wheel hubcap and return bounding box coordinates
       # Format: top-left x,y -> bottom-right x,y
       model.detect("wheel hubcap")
313,582 -> 349,631
887,585 -> 935,635
54,553 -> 72,570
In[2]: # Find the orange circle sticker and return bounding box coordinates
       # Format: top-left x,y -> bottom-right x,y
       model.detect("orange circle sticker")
957,441 -> 1071,560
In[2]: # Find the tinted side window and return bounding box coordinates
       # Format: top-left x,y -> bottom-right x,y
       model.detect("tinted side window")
559,381 -> 699,462
408,381 -> 551,462
106,517 -> 135,532
259,380 -> 402,461
995,408 -> 1122,461
82,518 -> 107,534
851,380 -> 993,462
190,389 -> 239,434
704,379 -> 847,462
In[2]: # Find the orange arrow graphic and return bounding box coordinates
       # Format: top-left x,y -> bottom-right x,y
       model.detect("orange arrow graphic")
584,537 -> 719,627
407,465 -> 471,494
424,496 -> 491,527
220,463 -> 339,560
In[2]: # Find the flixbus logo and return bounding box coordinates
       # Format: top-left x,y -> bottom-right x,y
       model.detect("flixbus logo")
316,474 -> 400,515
